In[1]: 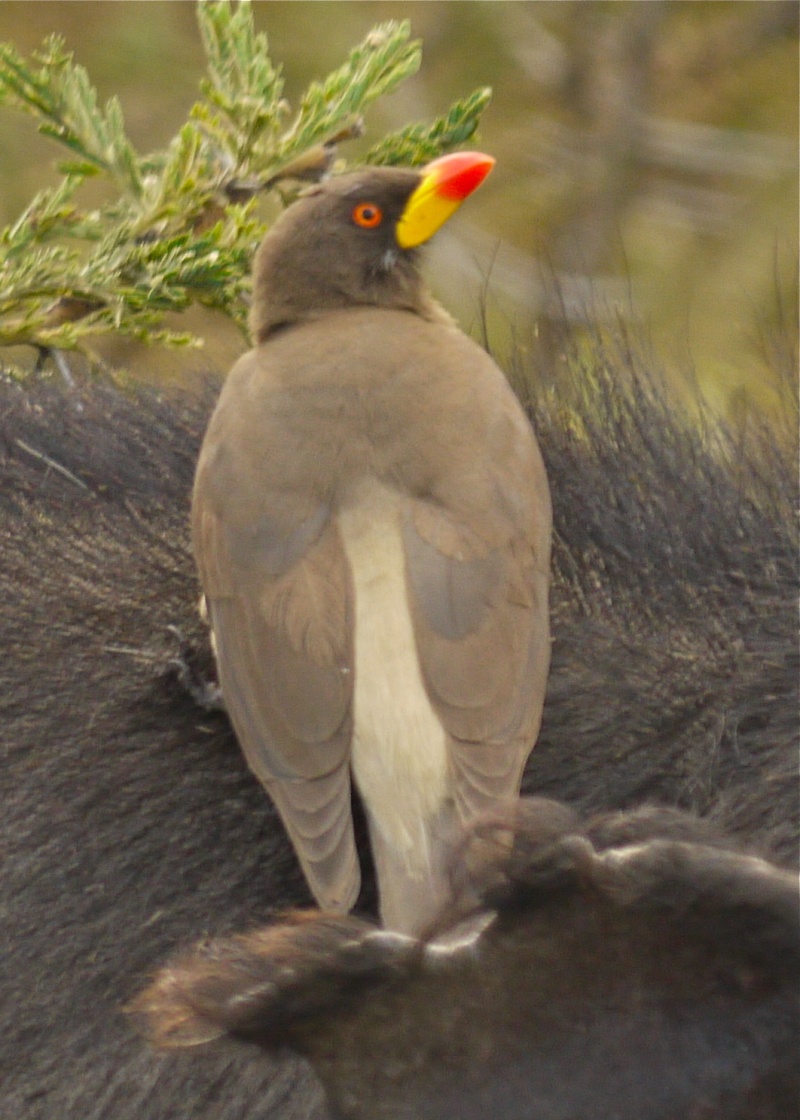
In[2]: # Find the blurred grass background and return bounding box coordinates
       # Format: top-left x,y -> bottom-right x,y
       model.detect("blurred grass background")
0,0 -> 796,419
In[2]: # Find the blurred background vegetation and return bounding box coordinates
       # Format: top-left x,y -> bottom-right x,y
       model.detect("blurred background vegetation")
0,0 -> 796,421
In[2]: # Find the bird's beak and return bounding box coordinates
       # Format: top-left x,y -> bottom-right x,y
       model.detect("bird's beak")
395,151 -> 495,250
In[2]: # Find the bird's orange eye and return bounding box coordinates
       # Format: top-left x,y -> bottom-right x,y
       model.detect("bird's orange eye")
352,202 -> 383,229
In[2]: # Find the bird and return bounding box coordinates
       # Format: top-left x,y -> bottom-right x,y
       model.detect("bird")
192,151 -> 552,935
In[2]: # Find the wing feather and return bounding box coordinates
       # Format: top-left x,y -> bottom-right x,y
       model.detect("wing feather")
196,504 -> 358,912
403,421 -> 551,822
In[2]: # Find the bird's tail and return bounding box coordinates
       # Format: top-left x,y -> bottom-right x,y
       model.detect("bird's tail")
367,805 -> 459,936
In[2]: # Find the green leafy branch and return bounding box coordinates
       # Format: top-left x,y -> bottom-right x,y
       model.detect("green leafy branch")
366,87 -> 492,166
0,35 -> 143,195
0,0 -> 491,360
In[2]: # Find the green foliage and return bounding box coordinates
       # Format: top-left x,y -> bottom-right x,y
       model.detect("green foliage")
366,87 -> 492,167
0,35 -> 142,194
280,23 -> 421,162
0,0 -> 491,359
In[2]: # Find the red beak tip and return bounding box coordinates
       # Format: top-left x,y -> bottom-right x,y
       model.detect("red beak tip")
426,151 -> 496,201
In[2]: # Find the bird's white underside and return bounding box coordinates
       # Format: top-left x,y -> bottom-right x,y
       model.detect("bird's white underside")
338,480 -> 449,878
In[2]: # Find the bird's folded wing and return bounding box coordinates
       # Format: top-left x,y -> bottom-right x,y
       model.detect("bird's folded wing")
195,504 -> 359,912
403,491 -> 550,822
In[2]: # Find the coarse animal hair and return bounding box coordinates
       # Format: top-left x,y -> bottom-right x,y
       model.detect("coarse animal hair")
132,797 -> 800,1120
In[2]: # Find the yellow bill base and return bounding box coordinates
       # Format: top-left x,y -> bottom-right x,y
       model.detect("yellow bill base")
395,152 -> 495,250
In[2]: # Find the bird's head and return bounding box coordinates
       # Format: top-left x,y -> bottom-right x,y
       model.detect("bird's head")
249,152 -> 495,342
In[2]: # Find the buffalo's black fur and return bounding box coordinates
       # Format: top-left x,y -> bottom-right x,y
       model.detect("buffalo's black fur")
0,348 -> 796,1117
134,798 -> 800,1120
527,352 -> 798,864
